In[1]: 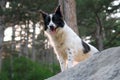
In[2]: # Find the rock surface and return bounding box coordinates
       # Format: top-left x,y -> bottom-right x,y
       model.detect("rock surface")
46,47 -> 120,80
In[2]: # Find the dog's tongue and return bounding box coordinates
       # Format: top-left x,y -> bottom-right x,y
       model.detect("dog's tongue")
51,28 -> 56,34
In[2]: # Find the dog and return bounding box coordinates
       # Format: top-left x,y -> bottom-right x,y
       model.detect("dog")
40,5 -> 99,71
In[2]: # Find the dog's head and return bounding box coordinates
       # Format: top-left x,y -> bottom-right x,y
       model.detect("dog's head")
40,5 -> 65,32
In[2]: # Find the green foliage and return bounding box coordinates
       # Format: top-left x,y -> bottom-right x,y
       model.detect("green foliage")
76,0 -> 114,35
0,56 -> 60,80
5,0 -> 58,23
76,0 -> 120,48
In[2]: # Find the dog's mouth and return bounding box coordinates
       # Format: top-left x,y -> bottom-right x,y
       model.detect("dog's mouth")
50,26 -> 57,33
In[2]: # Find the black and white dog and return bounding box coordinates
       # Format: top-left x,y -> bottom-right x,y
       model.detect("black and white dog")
40,5 -> 99,71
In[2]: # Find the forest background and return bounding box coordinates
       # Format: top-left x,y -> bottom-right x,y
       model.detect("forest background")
0,0 -> 120,80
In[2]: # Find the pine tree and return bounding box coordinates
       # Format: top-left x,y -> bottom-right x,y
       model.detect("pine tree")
76,0 -> 120,50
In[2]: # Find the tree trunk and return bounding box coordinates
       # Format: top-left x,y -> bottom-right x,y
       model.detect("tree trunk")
11,25 -> 16,51
10,25 -> 16,79
63,0 -> 79,35
25,21 -> 29,58
0,17 -> 4,71
0,0 -> 6,71
32,23 -> 36,61
95,13 -> 104,51
19,25 -> 22,57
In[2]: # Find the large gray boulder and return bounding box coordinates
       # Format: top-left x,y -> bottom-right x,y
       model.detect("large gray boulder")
46,47 -> 120,80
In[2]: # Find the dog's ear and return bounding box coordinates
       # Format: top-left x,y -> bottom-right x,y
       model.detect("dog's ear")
55,5 -> 62,17
39,10 -> 48,30
40,10 -> 48,19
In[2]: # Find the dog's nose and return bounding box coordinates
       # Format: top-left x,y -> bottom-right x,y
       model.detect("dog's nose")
49,25 -> 54,28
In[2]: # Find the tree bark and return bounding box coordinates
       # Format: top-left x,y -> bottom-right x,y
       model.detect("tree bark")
19,25 -> 22,57
32,23 -> 36,61
25,21 -> 29,58
11,25 -> 16,51
0,17 -> 4,71
95,13 -> 104,51
63,0 -> 79,35
0,0 -> 6,71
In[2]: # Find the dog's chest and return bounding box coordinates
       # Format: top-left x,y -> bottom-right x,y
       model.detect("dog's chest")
51,27 -> 84,60
51,30 -> 68,59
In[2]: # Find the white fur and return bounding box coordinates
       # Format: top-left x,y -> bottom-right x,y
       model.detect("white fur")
48,14 -> 56,29
45,22 -> 99,71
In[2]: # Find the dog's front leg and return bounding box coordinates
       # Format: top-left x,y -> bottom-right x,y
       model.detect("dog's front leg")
66,48 -> 74,69
57,57 -> 66,72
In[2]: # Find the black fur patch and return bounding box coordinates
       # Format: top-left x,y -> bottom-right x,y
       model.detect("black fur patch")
52,14 -> 64,28
82,41 -> 90,53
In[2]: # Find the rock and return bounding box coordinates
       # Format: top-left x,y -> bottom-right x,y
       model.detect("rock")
46,47 -> 120,80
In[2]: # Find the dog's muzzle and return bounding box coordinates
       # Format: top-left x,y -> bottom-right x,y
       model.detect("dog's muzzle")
49,25 -> 56,31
